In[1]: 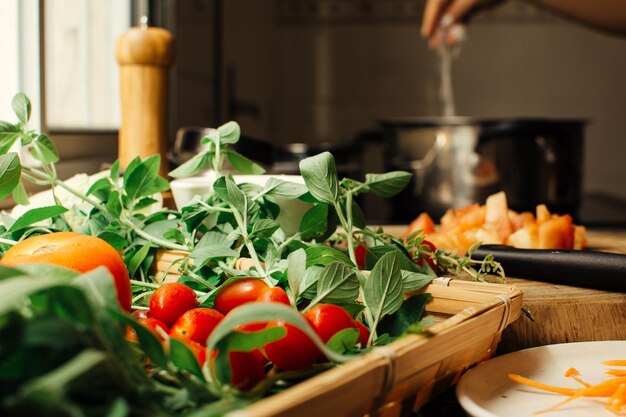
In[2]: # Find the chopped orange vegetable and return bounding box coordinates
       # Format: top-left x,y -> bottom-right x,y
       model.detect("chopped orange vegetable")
604,360 -> 626,367
508,368 -> 626,415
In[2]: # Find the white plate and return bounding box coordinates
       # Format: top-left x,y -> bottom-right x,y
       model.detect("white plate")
456,341 -> 626,417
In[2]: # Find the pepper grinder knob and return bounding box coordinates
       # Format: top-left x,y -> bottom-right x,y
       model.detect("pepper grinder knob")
115,17 -> 173,176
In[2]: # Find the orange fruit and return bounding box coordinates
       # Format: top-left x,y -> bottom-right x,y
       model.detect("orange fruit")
0,231 -> 131,311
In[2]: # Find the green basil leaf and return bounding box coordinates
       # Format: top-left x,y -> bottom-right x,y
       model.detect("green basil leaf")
213,176 -> 246,215
299,204 -> 329,240
263,178 -> 308,199
134,196 -> 159,210
9,205 -> 67,232
0,153 -> 22,200
124,156 -> 161,200
0,121 -> 21,154
72,267 -> 119,309
86,177 -> 111,196
97,231 -> 127,251
310,262 -> 359,306
217,121 -> 241,144
189,245 -> 238,268
401,270 -> 435,293
377,293 -> 431,338
32,134 -> 60,163
169,338 -> 203,378
12,93 -> 31,124
299,265 -> 324,300
305,245 -> 353,268
363,252 -> 403,336
365,244 -> 418,272
224,150 -> 265,175
110,159 -> 120,181
365,171 -> 412,198
127,243 -> 151,278
249,218 -> 279,240
287,248 -> 306,304
326,328 -> 359,354
164,228 -> 186,245
106,190 -> 122,218
299,152 -> 339,204
11,181 -> 29,206
0,275 -> 76,316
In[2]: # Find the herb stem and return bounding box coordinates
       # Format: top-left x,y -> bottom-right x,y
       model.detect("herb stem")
119,214 -> 189,252
0,237 -> 17,246
230,207 -> 268,280
333,196 -> 357,266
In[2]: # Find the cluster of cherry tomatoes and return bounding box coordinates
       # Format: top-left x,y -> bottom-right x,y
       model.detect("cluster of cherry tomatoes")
127,278 -> 370,391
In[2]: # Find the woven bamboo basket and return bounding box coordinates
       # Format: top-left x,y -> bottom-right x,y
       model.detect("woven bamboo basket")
150,250 -> 523,417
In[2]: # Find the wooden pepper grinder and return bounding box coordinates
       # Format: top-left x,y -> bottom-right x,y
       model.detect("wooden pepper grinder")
115,16 -> 173,176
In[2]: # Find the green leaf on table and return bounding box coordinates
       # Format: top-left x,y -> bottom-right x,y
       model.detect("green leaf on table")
86,177 -> 112,196
12,93 -> 31,124
0,153 -> 21,200
9,205 -> 67,232
106,190 -> 122,218
0,121 -> 21,154
217,121 -> 241,144
189,244 -> 238,268
97,231 -> 127,250
72,267 -> 119,309
365,171 -> 412,198
286,248 -> 306,303
310,261 -> 359,306
135,196 -> 159,210
169,152 -> 210,178
377,293 -> 432,338
249,218 -> 279,240
224,150 -> 265,175
124,155 -> 163,200
264,178 -> 308,199
11,181 -> 29,205
326,328 -> 359,354
299,204 -> 330,240
401,270 -> 435,293
305,245 -> 353,267
169,338 -> 203,378
164,228 -> 186,245
31,134 -> 59,163
299,152 -> 339,204
213,176 -> 246,215
299,265 -> 324,300
127,243 -> 151,278
363,252 -> 403,338
365,244 -> 418,272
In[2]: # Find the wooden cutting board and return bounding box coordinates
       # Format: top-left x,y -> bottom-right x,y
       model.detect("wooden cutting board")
498,229 -> 626,353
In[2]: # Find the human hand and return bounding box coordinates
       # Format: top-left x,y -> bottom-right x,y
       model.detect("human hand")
421,0 -> 505,48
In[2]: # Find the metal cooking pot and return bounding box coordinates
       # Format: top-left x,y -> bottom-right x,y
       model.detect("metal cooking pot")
381,117 -> 586,222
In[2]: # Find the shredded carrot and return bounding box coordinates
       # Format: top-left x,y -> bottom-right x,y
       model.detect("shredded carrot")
508,367 -> 626,415
564,367 -> 590,387
604,360 -> 626,367
607,370 -> 626,377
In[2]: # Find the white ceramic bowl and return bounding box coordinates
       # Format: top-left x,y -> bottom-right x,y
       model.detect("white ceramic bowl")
169,174 -> 311,236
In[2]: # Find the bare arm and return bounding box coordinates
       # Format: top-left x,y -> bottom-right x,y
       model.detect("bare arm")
422,0 -> 626,45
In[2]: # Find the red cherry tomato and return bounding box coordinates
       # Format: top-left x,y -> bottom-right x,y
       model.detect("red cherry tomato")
229,350 -> 266,391
263,321 -> 318,371
354,243 -> 367,269
353,319 -> 370,347
126,317 -> 169,343
304,304 -> 355,344
256,287 -> 290,306
169,308 -> 224,345
149,283 -> 199,326
214,278 -> 270,315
